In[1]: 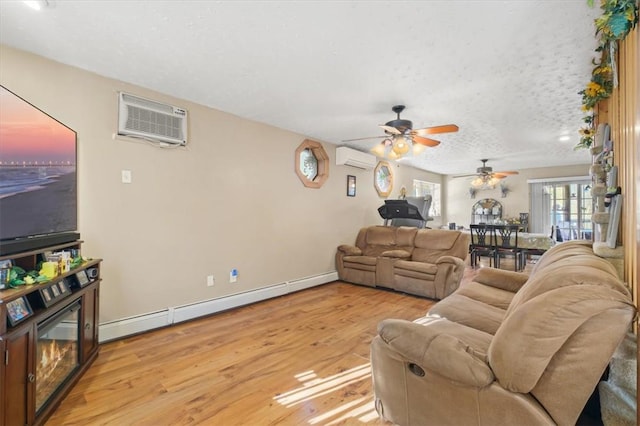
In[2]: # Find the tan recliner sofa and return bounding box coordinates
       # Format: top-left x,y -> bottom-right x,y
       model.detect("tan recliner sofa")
371,240 -> 636,426
335,226 -> 470,300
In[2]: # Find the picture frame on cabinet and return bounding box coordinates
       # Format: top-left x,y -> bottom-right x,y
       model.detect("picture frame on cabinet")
50,284 -> 60,298
0,259 -> 12,290
76,269 -> 90,287
6,296 -> 33,326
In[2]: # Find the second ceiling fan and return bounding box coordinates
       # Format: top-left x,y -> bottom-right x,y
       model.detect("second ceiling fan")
343,105 -> 459,159
453,159 -> 519,188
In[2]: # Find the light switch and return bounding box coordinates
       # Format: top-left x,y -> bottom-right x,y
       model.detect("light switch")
121,170 -> 132,184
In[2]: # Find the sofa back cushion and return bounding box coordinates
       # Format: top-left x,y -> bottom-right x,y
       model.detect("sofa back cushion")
411,229 -> 469,263
529,239 -> 593,275
360,226 -> 417,257
505,241 -> 623,318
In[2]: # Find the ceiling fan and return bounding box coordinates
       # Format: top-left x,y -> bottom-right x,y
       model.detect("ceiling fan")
453,159 -> 519,188
342,105 -> 459,160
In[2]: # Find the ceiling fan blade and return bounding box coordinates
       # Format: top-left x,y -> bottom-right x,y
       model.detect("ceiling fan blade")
411,135 -> 440,147
452,173 -> 478,179
379,125 -> 401,135
494,171 -> 519,177
341,135 -> 387,142
413,124 -> 459,136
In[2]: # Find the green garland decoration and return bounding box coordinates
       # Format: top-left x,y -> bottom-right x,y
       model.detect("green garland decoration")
576,0 -> 638,150
592,0 -> 639,50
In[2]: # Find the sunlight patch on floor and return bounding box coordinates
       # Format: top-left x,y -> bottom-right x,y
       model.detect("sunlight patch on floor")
274,362 -> 381,424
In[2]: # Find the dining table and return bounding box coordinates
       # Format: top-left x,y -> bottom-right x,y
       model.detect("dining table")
463,229 -> 555,251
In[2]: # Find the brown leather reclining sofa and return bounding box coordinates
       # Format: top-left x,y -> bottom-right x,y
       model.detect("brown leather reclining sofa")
335,226 -> 470,300
371,240 -> 636,426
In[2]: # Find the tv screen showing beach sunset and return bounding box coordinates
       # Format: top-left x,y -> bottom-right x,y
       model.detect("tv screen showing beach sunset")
0,85 -> 77,241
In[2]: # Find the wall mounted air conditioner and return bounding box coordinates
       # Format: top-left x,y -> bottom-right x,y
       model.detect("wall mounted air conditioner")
336,146 -> 377,169
117,92 -> 188,145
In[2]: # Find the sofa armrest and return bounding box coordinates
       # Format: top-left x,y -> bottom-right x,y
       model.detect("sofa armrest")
337,244 -> 362,256
380,249 -> 412,259
474,268 -> 529,293
377,318 -> 494,387
435,255 -> 465,267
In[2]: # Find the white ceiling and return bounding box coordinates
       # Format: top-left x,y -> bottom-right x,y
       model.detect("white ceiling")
0,0 -> 600,175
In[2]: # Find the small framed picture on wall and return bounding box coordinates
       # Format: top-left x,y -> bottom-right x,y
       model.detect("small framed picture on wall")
347,175 -> 356,197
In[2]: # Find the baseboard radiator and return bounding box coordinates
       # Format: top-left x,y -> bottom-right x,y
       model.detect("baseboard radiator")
99,271 -> 338,342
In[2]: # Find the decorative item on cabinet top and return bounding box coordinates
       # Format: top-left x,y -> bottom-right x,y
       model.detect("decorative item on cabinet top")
471,198 -> 502,225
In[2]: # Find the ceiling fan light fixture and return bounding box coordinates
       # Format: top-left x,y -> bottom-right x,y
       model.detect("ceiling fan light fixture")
371,143 -> 386,157
413,144 -> 426,155
487,176 -> 501,187
470,177 -> 484,188
386,150 -> 399,160
391,135 -> 411,156
470,174 -> 501,189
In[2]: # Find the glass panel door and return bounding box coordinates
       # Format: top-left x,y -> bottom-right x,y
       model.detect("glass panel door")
548,182 -> 592,241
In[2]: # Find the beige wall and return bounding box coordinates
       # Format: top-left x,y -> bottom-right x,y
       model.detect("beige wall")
444,164 -> 591,229
0,45 -> 442,322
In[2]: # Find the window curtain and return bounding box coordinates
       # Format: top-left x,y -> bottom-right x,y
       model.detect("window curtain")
529,182 -> 551,234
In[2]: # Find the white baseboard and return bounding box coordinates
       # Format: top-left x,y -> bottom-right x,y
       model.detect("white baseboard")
171,283 -> 289,324
99,271 -> 338,342
100,310 -> 170,342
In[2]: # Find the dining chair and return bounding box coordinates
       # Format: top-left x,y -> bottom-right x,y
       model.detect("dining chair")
493,224 -> 523,271
469,224 -> 495,268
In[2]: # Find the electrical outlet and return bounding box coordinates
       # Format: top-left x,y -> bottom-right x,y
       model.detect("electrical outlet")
207,275 -> 215,287
229,268 -> 238,283
121,169 -> 132,184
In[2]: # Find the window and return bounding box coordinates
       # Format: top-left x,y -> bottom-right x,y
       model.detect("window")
413,180 -> 441,217
529,178 -> 592,240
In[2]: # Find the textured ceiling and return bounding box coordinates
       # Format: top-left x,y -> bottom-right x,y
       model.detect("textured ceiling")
0,1 -> 600,175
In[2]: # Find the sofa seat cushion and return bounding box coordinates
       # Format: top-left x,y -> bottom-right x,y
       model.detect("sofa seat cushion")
393,260 -> 438,279
343,255 -> 377,272
428,293 -> 506,335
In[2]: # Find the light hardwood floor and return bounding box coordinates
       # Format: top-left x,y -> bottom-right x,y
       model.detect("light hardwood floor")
46,256 -> 533,426
46,282 -> 435,426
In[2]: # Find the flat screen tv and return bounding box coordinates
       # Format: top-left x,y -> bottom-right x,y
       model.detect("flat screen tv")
0,85 -> 79,255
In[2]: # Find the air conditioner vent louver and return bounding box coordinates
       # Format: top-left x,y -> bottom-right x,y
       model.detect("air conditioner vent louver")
118,92 -> 187,145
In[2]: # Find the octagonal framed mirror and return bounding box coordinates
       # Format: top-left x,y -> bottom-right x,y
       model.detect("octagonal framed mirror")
295,139 -> 329,188
374,161 -> 394,197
